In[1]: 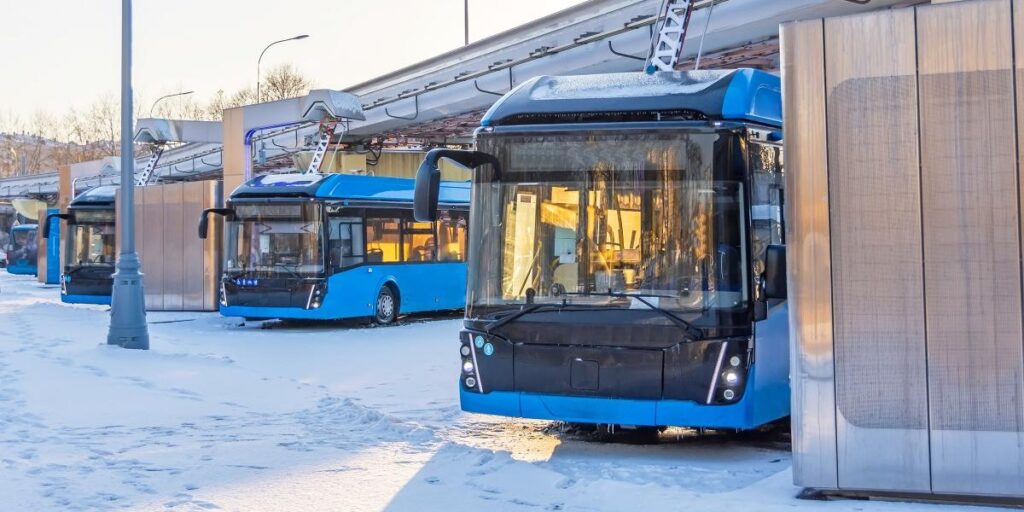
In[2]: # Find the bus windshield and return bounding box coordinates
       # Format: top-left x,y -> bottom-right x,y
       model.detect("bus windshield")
225,202 -> 323,276
68,209 -> 116,267
469,129 -> 747,318
10,228 -> 37,263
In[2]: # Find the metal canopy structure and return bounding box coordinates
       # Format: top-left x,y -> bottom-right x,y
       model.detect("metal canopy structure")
0,0 -> 916,200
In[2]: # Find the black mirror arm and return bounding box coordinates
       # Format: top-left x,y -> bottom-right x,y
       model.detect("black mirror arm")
424,148 -> 499,176
42,213 -> 69,239
415,149 -> 499,223
198,208 -> 233,240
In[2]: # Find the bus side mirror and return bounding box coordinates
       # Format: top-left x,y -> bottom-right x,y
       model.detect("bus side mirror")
198,208 -> 233,240
414,154 -> 442,222
41,213 -> 68,239
764,244 -> 787,300
414,148 -> 500,222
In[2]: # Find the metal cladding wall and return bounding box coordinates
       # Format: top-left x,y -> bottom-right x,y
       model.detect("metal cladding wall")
116,181 -> 222,311
784,0 -> 1024,499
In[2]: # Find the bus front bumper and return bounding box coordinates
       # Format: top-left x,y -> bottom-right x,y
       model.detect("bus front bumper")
460,386 -> 787,430
61,293 -> 112,305
219,304 -> 343,320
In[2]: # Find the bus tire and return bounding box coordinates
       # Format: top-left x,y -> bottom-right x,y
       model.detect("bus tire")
374,285 -> 398,325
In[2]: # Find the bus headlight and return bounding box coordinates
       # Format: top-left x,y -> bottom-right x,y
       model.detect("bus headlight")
465,376 -> 477,388
724,371 -> 740,385
460,345 -> 471,357
723,389 -> 736,400
463,360 -> 475,373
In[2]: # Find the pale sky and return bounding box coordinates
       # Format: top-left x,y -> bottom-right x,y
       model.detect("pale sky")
0,0 -> 585,119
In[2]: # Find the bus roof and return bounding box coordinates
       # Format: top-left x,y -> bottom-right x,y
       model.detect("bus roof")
231,173 -> 470,204
70,185 -> 118,207
481,68 -> 781,128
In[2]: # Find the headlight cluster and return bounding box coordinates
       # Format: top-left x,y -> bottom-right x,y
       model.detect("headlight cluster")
712,343 -> 748,404
308,282 -> 326,309
461,333 -> 485,391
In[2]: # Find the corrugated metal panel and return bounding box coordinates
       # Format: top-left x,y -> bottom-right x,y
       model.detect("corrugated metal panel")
824,8 -> 930,492
780,18 -> 838,491
917,0 -> 1024,496
182,181 -> 206,311
203,181 -> 223,312
163,183 -> 185,311
142,186 -> 164,310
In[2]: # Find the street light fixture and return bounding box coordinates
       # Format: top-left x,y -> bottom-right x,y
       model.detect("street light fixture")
108,0 -> 149,350
150,90 -> 194,117
256,34 -> 309,103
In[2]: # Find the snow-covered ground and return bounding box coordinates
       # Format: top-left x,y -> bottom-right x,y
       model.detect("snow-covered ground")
0,272 -> 992,511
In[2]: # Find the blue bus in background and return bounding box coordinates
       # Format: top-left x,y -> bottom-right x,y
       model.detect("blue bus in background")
200,173 -> 470,323
6,224 -> 38,275
45,186 -> 117,305
413,69 -> 789,431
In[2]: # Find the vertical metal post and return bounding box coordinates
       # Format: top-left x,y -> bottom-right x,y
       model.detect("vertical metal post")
464,0 -> 469,45
107,0 -> 149,350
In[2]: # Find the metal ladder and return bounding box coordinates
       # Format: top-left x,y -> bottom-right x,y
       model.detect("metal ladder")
305,119 -> 344,174
133,145 -> 165,186
646,0 -> 695,73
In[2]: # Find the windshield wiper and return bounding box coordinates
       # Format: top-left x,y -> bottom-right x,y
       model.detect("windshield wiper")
484,304 -> 555,333
270,262 -> 304,280
563,291 -> 703,340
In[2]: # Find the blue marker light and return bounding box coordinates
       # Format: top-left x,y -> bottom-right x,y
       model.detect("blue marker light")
475,335 -> 485,348
483,343 -> 494,356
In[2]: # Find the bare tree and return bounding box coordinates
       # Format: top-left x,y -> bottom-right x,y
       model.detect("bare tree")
260,64 -> 313,102
0,64 -> 314,176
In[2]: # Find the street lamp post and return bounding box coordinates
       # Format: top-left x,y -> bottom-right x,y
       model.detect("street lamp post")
150,90 -> 194,117
256,35 -> 309,103
107,0 -> 149,350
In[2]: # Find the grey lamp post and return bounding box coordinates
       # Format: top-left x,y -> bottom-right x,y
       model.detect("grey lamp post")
150,90 -> 194,117
107,0 -> 149,350
256,35 -> 309,103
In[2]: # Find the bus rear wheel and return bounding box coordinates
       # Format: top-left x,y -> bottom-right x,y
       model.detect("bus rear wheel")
374,286 -> 398,325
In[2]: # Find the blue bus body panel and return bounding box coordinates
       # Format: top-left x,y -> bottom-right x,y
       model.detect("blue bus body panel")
62,293 -> 112,306
461,304 -> 791,429
481,68 -> 782,129
7,262 -> 36,275
44,208 -> 60,284
231,172 -> 470,205
220,262 -> 467,320
314,174 -> 470,204
462,364 -> 786,430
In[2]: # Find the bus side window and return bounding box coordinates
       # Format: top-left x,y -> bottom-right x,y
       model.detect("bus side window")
328,215 -> 364,273
402,216 -> 436,262
366,216 -> 401,263
749,142 -> 784,278
437,210 -> 468,262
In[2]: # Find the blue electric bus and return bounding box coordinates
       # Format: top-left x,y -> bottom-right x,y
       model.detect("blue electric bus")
413,69 -> 789,430
45,186 -> 117,305
6,224 -> 39,275
199,173 -> 470,323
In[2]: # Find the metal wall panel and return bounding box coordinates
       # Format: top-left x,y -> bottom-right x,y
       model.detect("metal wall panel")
143,186 -> 164,310
780,18 -> 838,491
163,183 -> 185,311
824,9 -> 930,492
918,0 -> 1024,496
202,181 -> 223,311
182,181 -> 205,310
